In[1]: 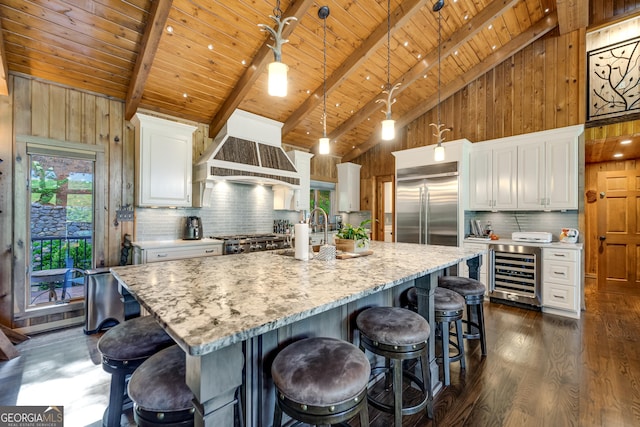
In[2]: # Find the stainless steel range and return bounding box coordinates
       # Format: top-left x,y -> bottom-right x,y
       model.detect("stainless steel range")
210,234 -> 290,255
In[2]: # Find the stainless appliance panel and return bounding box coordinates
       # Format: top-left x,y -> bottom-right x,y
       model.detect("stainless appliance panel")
489,243 -> 541,308
396,162 -> 459,246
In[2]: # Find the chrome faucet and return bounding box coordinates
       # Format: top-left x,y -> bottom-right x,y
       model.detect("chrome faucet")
308,207 -> 329,246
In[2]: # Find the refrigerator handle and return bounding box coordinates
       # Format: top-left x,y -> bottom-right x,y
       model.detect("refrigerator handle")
425,189 -> 430,245
419,186 -> 424,244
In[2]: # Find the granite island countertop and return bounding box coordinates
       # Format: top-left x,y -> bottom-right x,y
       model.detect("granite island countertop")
110,241 -> 483,357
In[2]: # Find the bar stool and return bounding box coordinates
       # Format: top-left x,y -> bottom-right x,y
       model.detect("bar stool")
272,337 -> 370,427
433,287 -> 466,386
356,306 -> 433,427
439,275 -> 487,356
97,315 -> 175,427
128,345 -> 195,426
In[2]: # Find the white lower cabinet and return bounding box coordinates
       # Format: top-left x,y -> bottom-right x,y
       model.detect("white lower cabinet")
133,240 -> 223,264
542,247 -> 581,318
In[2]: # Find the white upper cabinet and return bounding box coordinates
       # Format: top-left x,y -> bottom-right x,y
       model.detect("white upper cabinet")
517,132 -> 578,210
469,125 -> 582,211
337,162 -> 361,212
468,143 -> 517,211
133,113 -> 197,207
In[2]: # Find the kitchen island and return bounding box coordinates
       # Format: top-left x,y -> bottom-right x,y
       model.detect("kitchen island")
111,241 -> 483,426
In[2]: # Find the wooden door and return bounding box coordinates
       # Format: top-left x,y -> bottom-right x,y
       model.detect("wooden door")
597,170 -> 640,294
375,175 -> 394,242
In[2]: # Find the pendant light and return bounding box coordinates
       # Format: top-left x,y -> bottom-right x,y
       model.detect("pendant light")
430,0 -> 449,161
318,6 -> 331,155
259,0 -> 297,97
377,0 -> 401,141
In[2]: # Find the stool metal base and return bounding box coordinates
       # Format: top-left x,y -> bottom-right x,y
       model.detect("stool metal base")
359,334 -> 433,427
101,358 -> 145,427
435,307 -> 465,386
462,295 -> 487,356
273,387 -> 369,427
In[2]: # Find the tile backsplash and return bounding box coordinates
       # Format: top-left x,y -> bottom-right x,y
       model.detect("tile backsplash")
464,211 -> 580,242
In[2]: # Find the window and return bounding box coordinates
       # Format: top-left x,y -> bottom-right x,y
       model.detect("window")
309,180 -> 336,225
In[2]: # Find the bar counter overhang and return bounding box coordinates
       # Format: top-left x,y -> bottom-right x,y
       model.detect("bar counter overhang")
110,241 -> 483,426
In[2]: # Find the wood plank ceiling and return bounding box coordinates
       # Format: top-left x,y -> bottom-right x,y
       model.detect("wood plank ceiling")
0,0 -> 596,160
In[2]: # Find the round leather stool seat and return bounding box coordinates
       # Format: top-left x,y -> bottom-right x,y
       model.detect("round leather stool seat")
98,316 -> 174,363
433,287 -> 465,386
434,287 -> 465,312
98,316 -> 175,427
356,307 -> 433,426
356,306 -> 430,346
438,276 -> 487,356
438,276 -> 485,298
128,345 -> 195,426
272,337 -> 371,426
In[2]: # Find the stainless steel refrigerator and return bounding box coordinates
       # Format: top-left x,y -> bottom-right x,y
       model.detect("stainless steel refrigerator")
396,162 -> 459,246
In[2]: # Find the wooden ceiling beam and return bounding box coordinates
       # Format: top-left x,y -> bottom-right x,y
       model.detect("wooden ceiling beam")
124,0 -> 173,120
282,0 -> 430,136
0,19 -> 9,96
556,0 -> 589,35
341,11 -> 559,162
207,0 -> 315,139
318,0 -> 520,153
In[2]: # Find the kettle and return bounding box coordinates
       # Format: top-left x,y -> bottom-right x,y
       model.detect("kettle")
559,228 -> 578,243
183,216 -> 203,240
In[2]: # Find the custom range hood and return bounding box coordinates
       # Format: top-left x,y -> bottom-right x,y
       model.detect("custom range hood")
193,109 -> 300,206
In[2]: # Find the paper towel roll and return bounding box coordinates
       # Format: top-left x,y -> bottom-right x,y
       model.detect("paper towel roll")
294,223 -> 309,261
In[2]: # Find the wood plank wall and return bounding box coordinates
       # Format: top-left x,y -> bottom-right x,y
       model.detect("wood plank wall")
0,74 -> 132,329
590,0 -> 640,26
353,28 -> 585,188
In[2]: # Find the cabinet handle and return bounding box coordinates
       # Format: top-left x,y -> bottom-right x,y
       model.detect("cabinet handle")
553,271 -> 566,276
552,294 -> 566,300
156,253 -> 168,258
205,249 -> 215,253
553,253 -> 567,258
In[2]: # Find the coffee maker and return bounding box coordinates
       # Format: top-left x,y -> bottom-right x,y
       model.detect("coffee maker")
183,216 -> 203,240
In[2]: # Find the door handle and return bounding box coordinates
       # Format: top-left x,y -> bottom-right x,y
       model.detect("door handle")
599,236 -> 606,241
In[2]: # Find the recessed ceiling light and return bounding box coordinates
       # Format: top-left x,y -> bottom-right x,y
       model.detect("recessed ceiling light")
335,103 -> 340,107
613,153 -> 623,158
464,14 -> 469,20
166,25 -> 173,33
404,41 -> 409,47
183,93 -> 188,98
454,50 -> 458,55
488,24 -> 493,30
207,44 -> 214,50
620,139 -> 632,144
241,60 -> 246,65
492,45 -> 497,50
423,74 -> 427,78
417,54 -> 422,59
306,89 -> 311,94
366,75 -> 370,80
544,8 -> 550,13
306,131 -> 310,135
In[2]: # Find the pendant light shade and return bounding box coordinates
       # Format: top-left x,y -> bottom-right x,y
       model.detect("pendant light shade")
259,0 -> 297,97
434,144 -> 445,161
318,6 -> 331,154
268,61 -> 288,97
319,137 -> 330,154
381,119 -> 396,141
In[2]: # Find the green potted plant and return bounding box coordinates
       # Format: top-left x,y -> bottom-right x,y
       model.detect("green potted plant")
335,219 -> 371,253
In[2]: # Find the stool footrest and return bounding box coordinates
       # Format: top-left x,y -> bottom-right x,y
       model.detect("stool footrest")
367,367 -> 429,417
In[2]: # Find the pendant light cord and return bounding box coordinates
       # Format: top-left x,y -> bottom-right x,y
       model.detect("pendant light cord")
437,10 -> 442,127
322,13 -> 327,137
386,0 -> 391,89
273,0 -> 282,19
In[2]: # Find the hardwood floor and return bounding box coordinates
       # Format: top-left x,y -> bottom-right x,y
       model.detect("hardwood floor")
1,278 -> 639,427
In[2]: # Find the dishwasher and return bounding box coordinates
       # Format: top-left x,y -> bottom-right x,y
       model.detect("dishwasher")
489,243 -> 542,309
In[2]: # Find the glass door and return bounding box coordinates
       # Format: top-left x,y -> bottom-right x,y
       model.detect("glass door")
28,153 -> 94,307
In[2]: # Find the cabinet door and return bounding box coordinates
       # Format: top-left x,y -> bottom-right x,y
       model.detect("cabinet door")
545,137 -> 577,209
517,142 -> 545,210
337,163 -> 361,212
468,149 -> 493,210
492,145 -> 518,210
135,114 -> 196,207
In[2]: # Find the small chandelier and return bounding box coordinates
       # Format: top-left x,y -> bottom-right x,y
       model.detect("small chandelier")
318,6 -> 331,155
259,0 -> 297,97
430,0 -> 450,161
377,0 -> 400,141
